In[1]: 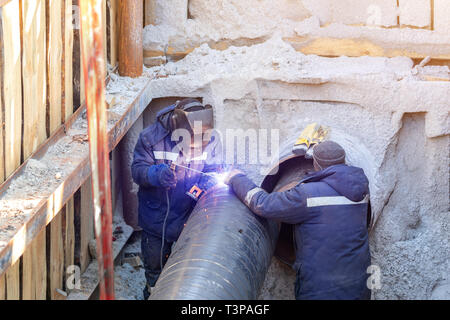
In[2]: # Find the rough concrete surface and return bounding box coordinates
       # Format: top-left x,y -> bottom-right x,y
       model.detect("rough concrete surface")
143,0 -> 450,57
399,0 -> 431,27
434,0 -> 450,34
130,35 -> 449,300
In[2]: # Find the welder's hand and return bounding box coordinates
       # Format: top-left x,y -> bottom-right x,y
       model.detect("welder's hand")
159,164 -> 177,189
224,169 -> 245,186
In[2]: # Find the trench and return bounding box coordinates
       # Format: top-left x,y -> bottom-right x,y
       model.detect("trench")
112,94 -> 378,300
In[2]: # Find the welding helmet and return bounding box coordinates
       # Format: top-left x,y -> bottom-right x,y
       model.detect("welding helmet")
157,98 -> 214,134
173,99 -> 214,133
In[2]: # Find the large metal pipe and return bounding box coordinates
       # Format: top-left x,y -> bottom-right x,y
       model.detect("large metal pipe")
150,185 -> 279,300
150,157 -> 314,300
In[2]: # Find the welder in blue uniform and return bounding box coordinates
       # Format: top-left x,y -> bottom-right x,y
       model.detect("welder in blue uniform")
225,141 -> 372,300
132,98 -> 221,299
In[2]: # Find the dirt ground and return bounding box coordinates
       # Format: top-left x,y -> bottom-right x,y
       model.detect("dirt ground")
114,234 -> 146,300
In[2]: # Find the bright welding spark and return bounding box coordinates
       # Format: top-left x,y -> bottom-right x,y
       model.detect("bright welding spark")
211,172 -> 229,186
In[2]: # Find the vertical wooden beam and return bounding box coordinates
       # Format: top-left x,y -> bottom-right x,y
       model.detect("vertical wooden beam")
102,0 -> 107,68
35,229 -> 47,300
2,0 -> 22,176
47,0 -> 63,134
118,0 -> 143,77
22,229 -> 46,300
144,0 -> 154,26
79,178 -> 94,273
78,2 -> 84,105
49,211 -> 64,300
72,0 -> 82,108
0,3 -> 22,297
64,0 -> 74,121
63,1 -> 75,292
5,262 -> 20,300
430,0 -> 435,31
109,0 -> 119,67
22,248 -> 34,300
64,198 -> 75,292
0,22 -> 4,184
21,0 -> 47,160
21,0 -> 47,301
0,274 -> 5,300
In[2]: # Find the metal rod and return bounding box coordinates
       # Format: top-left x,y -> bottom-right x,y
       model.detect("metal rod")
79,0 -> 115,300
174,164 -> 215,177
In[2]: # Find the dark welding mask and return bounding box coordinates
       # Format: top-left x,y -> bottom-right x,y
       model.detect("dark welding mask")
175,100 -> 213,132
171,100 -> 214,147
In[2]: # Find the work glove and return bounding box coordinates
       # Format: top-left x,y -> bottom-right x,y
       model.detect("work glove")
158,164 -> 177,189
224,169 -> 245,186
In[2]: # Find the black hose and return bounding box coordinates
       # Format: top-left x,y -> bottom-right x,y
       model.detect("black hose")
160,189 -> 170,270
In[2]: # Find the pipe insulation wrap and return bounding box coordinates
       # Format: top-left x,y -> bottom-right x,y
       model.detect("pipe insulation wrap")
150,185 -> 279,300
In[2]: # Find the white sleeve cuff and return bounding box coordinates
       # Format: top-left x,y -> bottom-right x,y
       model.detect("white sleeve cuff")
244,188 -> 265,206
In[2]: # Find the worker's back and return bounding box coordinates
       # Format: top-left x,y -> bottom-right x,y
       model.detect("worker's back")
294,164 -> 371,300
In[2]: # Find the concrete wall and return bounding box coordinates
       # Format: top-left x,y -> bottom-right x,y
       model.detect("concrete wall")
143,0 -> 450,69
145,0 -> 443,30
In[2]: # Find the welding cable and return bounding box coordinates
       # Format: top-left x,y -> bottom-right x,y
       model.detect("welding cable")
160,189 -> 170,270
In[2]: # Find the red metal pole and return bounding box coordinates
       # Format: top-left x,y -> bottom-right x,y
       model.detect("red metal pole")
79,0 -> 115,300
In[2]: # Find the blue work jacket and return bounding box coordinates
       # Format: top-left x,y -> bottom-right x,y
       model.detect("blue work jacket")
230,164 -> 371,300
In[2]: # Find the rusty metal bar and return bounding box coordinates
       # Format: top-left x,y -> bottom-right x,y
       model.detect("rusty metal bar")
79,0 -> 114,300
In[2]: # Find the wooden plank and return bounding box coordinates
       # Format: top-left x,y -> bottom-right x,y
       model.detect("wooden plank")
118,0 -> 143,77
22,229 -> 46,300
64,198 -> 75,292
79,178 -> 94,273
153,34 -> 450,64
22,247 -> 34,300
5,261 -> 19,300
21,0 -> 47,160
49,210 -> 64,300
0,273 -> 5,300
47,0 -> 63,134
102,0 -> 107,67
0,22 -> 3,184
2,0 -> 22,176
64,0 -> 73,121
72,0 -> 82,108
109,0 -> 118,66
35,229 -> 47,299
62,1 -> 75,294
21,0 -> 48,301
79,40 -> 84,105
